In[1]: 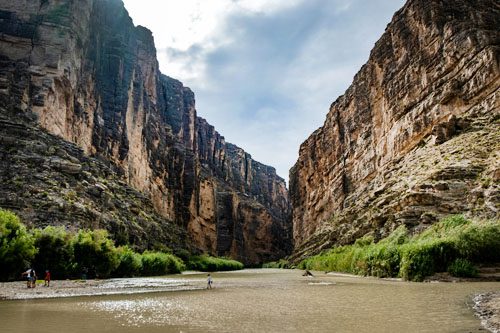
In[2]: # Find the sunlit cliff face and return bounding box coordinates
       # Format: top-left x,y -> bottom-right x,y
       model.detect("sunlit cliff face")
289,0 -> 500,259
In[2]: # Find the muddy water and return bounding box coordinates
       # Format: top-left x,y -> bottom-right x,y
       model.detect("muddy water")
0,269 -> 498,333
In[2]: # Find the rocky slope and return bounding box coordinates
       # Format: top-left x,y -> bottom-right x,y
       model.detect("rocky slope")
0,117 -> 187,252
0,0 -> 292,264
290,0 -> 499,259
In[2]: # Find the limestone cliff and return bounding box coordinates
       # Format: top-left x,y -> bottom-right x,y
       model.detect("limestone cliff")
0,118 -> 187,252
0,0 -> 292,264
290,0 -> 499,259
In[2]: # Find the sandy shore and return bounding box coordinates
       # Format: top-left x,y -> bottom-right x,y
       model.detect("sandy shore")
0,276 -> 205,300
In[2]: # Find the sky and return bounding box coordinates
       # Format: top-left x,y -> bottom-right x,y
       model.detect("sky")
122,0 -> 406,182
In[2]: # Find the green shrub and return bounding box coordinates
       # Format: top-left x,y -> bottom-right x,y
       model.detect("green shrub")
365,243 -> 401,278
299,216 -> 499,282
0,209 -> 37,281
187,255 -> 244,272
454,221 -> 500,263
400,241 -> 444,281
263,259 -> 289,268
141,251 -> 185,276
0,209 -> 190,280
441,215 -> 470,229
174,248 -> 191,262
354,234 -> 374,247
113,246 -> 143,277
447,258 -> 478,278
71,229 -> 119,278
382,225 -> 409,245
33,226 -> 73,279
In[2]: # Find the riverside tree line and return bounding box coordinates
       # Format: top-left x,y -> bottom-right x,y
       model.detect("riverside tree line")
0,208 -> 243,282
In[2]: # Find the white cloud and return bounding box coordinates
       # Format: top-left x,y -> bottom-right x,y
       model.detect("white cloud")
122,0 -> 406,181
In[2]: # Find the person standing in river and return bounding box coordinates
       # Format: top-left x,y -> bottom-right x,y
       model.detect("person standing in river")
207,274 -> 213,289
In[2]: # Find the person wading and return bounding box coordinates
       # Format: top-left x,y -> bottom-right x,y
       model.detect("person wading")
207,274 -> 213,289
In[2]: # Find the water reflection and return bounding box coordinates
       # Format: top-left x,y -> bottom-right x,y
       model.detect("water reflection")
82,299 -> 192,327
0,269 -> 498,333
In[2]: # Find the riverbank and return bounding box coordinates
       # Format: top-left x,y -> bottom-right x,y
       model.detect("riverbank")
0,269 -> 498,333
0,275 -> 206,300
297,217 -> 500,282
474,292 -> 500,333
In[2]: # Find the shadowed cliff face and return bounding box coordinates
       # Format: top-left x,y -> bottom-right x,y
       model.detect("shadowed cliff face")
0,0 -> 292,264
290,0 -> 499,259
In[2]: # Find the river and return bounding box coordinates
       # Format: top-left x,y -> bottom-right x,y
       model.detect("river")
0,269 -> 498,332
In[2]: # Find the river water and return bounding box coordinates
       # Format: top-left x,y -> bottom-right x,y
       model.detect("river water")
0,269 -> 498,332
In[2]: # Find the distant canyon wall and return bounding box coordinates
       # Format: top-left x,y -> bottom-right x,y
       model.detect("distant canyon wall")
290,0 -> 499,258
0,0 -> 292,264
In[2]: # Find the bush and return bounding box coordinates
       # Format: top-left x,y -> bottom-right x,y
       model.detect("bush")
365,244 -> 401,278
299,230 -> 406,278
113,246 -> 143,277
72,229 -> 119,278
299,216 -> 499,281
33,226 -> 73,279
174,248 -> 191,262
187,255 -> 244,272
441,215 -> 470,229
141,251 -> 185,276
447,258 -> 478,278
263,259 -> 289,268
382,225 -> 409,245
0,210 -> 191,280
0,209 -> 37,281
354,234 -> 374,247
454,221 -> 500,263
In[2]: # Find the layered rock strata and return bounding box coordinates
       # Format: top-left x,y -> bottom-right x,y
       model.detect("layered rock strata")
0,0 -> 292,264
290,0 -> 499,259
0,117 -> 187,251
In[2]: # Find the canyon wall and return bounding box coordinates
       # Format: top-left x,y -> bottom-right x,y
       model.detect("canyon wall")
0,0 -> 292,264
290,0 -> 499,259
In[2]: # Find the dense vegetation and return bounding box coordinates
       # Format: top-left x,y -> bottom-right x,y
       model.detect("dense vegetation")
262,259 -> 289,269
298,215 -> 500,281
0,210 -> 37,281
0,209 -> 242,281
187,255 -> 244,272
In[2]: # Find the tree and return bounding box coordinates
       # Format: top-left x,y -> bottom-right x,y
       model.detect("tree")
72,229 -> 119,278
0,209 -> 36,281
33,226 -> 73,279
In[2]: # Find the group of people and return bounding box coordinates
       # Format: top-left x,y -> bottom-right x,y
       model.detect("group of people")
21,268 -> 51,288
19,270 -> 309,290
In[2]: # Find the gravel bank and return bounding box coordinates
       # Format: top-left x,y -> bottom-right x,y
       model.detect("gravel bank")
0,277 -> 205,300
474,292 -> 500,333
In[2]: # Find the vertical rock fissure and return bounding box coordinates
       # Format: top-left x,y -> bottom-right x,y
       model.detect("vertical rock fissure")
335,109 -> 349,202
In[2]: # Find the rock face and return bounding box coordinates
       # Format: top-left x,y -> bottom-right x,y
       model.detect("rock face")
0,118 -> 187,252
289,0 -> 499,259
0,0 -> 292,264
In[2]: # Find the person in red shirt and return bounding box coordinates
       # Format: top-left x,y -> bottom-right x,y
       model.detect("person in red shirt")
44,270 -> 51,287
